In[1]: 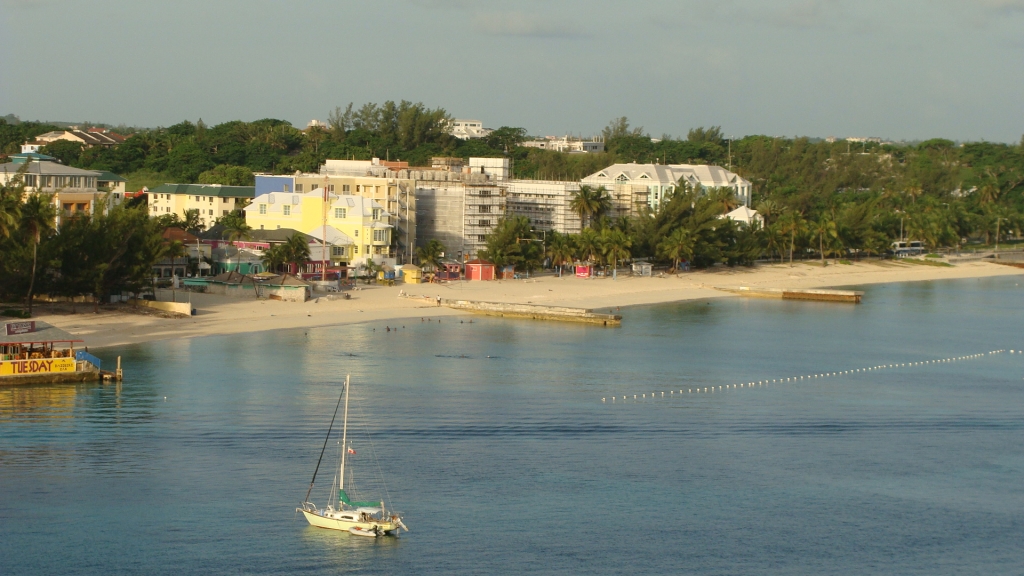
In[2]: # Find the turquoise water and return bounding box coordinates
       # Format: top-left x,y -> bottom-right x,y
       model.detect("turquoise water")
2,276 -> 1023,575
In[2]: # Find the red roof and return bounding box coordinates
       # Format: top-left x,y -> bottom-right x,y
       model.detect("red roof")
162,227 -> 200,243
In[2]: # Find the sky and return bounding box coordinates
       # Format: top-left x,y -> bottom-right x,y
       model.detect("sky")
1,0 -> 1022,142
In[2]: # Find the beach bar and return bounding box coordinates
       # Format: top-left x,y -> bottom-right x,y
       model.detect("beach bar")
1,321 -> 103,386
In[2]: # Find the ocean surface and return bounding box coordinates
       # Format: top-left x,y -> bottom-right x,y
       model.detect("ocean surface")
2,276 -> 1023,575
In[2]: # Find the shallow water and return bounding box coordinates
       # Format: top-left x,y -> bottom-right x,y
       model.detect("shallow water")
2,276 -> 1023,575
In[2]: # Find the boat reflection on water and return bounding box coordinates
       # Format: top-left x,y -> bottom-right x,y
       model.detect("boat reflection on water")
0,382 -> 106,420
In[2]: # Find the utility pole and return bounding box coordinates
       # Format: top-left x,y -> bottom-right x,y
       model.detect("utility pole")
321,174 -> 329,282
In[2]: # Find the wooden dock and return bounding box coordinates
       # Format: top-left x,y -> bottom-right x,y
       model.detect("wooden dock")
715,286 -> 863,303
442,299 -> 622,326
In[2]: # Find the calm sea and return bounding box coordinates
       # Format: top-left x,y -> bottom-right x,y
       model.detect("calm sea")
2,276 -> 1023,575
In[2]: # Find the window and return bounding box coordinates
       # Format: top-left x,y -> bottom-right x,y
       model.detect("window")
373,230 -> 387,242
342,184 -> 350,192
223,210 -> 228,216
334,208 -> 346,219
372,208 -> 381,220
332,246 -> 345,256
615,174 -> 629,182
311,184 -> 318,190
283,184 -> 290,193
353,245 -> 359,254
283,205 -> 291,216
478,235 -> 487,241
259,204 -> 267,214
209,210 -> 214,215
260,224 -> 264,229
354,229 -> 358,237
329,185 -> 335,192
479,205 -> 491,213
478,220 -> 491,227
295,184 -> 303,192
364,245 -> 369,254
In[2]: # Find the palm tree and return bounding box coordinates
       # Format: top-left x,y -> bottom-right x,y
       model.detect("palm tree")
416,239 -> 445,272
575,228 -> 601,264
658,227 -> 695,272
777,212 -> 806,266
546,232 -> 575,276
763,222 -> 784,263
261,244 -> 288,274
570,185 -> 611,229
174,209 -> 203,235
755,198 -> 783,228
600,228 -> 632,279
165,240 -> 188,302
20,194 -> 56,316
284,233 -> 311,275
221,211 -> 252,250
812,216 -> 837,264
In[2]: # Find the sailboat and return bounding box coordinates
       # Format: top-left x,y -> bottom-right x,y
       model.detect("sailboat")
297,375 -> 408,537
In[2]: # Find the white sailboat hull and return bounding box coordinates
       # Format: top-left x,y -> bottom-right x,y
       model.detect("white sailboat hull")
301,509 -> 399,535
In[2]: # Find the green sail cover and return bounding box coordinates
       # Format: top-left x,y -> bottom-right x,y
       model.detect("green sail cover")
339,489 -> 383,508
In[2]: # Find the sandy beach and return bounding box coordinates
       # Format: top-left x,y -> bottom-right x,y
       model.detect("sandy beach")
34,260 -> 1024,349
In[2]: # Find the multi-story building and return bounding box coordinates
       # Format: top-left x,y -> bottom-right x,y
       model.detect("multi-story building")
521,136 -> 605,154
243,191 -> 391,267
504,180 -> 582,236
581,163 -> 752,212
146,184 -> 255,229
0,154 -> 125,221
255,158 -> 416,264
449,119 -> 492,140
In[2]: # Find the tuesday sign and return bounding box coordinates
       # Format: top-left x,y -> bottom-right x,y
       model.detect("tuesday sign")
5,321 -> 36,335
0,358 -> 76,376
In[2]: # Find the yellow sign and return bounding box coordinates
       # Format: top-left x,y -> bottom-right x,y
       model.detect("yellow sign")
0,358 -> 76,376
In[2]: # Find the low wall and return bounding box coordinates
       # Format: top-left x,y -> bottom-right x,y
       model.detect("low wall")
715,286 -> 863,303
134,300 -> 193,315
443,299 -> 621,326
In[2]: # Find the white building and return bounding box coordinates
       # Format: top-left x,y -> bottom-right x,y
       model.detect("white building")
581,163 -> 752,211
521,136 -> 605,154
449,119 -> 493,140
505,180 -> 582,235
722,205 -> 762,226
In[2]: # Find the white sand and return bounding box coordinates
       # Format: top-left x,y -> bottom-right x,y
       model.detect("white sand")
36,260 -> 1024,349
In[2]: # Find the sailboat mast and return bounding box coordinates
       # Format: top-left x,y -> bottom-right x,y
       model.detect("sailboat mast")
339,375 -> 351,496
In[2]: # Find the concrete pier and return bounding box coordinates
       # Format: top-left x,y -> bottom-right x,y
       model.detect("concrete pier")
442,299 -> 622,326
715,286 -> 863,303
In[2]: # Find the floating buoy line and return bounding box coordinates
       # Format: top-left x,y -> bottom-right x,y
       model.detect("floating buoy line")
602,349 -> 1011,403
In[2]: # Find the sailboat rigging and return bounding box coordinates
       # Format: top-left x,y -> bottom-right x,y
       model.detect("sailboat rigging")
297,375 -> 408,537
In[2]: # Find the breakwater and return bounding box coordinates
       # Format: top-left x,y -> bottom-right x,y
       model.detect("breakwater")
442,299 -> 621,326
716,286 -> 863,303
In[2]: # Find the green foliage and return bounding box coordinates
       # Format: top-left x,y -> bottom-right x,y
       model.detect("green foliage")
479,216 -> 543,271
416,239 -> 446,271
39,140 -> 84,165
199,164 -> 255,186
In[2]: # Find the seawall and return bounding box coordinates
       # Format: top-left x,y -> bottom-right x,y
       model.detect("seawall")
442,299 -> 621,326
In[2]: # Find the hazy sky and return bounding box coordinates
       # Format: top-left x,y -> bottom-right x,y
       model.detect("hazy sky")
1,0 -> 1022,142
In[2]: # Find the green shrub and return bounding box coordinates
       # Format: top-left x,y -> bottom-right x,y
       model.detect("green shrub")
2,308 -> 30,319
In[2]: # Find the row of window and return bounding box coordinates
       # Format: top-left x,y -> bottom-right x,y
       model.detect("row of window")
24,175 -> 97,188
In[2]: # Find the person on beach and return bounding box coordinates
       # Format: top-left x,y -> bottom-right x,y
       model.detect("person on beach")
436,295 -> 441,307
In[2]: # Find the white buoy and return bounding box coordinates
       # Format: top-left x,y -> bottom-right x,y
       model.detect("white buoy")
634,395 -> 637,399
602,398 -> 606,402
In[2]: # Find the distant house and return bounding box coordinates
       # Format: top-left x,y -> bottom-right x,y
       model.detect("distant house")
449,119 -> 493,140
465,259 -> 495,281
0,156 -> 124,220
581,163 -> 752,213
722,206 -> 762,226
146,183 -> 255,229
22,129 -> 126,153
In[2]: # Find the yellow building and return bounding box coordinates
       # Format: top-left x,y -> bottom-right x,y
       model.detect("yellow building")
243,191 -> 392,265
146,184 -> 255,229
254,161 -> 415,263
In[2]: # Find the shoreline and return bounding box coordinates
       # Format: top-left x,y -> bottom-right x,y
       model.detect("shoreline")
32,260 -> 1024,350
